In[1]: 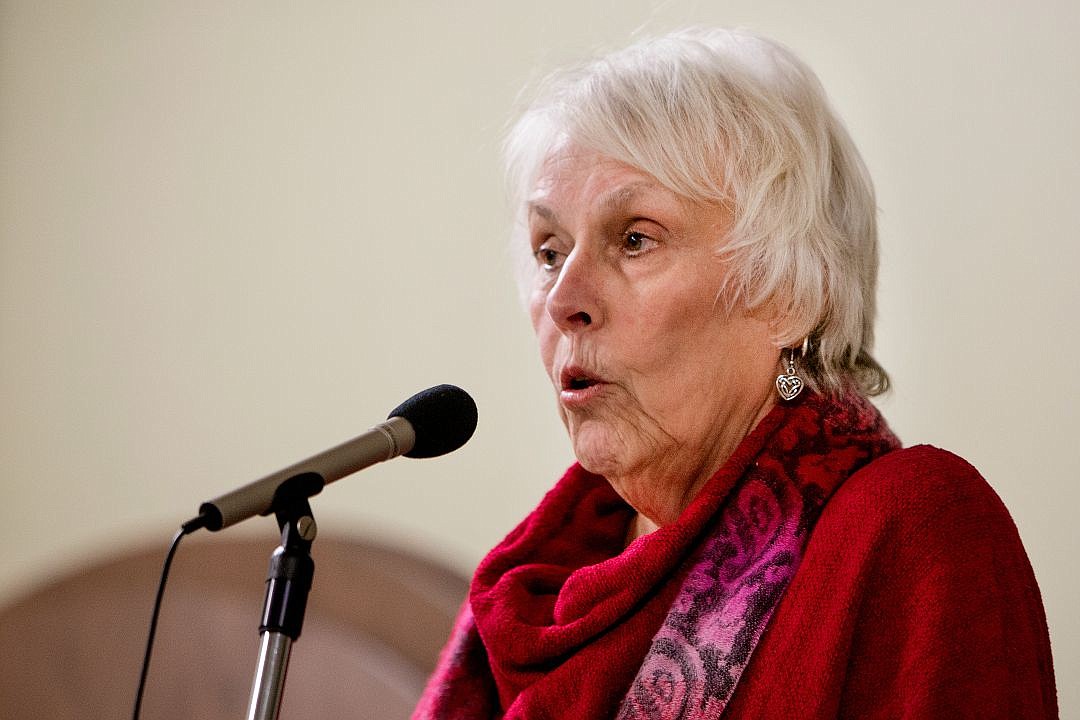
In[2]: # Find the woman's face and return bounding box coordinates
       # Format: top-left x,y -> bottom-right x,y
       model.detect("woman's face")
526,145 -> 780,521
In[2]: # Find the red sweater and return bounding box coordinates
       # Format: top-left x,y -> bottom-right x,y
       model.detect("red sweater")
416,394 -> 1057,719
721,445 -> 1057,718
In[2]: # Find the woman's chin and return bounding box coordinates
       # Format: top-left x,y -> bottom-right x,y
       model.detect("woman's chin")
569,426 -> 631,480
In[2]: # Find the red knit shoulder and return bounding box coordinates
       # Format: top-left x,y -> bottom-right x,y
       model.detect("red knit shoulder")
810,444 -> 1037,578
726,444 -> 1059,720
826,443 -> 1010,528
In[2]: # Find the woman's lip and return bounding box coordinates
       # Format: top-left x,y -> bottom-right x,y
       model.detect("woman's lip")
559,365 -> 604,389
559,381 -> 608,408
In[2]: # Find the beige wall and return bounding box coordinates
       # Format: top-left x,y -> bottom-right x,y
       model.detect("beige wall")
2,0 -> 1077,714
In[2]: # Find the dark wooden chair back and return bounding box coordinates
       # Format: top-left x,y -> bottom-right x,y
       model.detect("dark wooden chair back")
0,534 -> 469,719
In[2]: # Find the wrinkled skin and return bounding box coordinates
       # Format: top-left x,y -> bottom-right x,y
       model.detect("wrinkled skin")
526,145 -> 781,537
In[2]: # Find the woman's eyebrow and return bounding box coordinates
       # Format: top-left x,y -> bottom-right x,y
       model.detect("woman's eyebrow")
528,181 -> 669,227
598,183 -> 652,214
528,203 -> 557,224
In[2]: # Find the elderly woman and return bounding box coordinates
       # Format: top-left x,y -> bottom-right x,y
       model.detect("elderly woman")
416,28 -> 1057,719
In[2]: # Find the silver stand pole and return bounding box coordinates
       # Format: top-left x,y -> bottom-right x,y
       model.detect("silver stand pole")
244,478 -> 319,720
246,632 -> 293,720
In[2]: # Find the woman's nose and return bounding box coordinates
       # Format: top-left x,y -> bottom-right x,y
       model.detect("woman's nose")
545,248 -> 604,332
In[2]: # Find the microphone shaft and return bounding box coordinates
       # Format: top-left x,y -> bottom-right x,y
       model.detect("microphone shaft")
199,416 -> 416,530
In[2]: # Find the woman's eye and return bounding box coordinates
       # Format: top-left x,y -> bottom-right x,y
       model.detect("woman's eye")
623,230 -> 656,256
534,245 -> 566,271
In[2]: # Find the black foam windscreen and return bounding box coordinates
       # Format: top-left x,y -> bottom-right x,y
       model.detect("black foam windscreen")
388,384 -> 477,458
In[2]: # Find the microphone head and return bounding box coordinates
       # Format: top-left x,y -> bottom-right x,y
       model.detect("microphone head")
388,384 -> 477,458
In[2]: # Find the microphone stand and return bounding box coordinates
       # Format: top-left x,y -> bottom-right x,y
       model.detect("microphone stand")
245,474 -> 322,720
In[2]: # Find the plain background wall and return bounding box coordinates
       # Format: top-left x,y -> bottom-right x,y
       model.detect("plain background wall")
1,0 -> 1076,713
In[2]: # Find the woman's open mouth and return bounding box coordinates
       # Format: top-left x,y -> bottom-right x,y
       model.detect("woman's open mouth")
559,367 -> 607,406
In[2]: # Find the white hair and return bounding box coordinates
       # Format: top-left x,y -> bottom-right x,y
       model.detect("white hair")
504,27 -> 889,396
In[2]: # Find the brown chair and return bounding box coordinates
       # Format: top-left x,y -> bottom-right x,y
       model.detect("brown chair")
0,533 -> 469,719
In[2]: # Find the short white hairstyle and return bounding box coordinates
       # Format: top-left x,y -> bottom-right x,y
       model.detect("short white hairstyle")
504,27 -> 889,396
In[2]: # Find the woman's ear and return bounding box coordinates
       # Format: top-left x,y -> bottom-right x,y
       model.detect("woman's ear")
751,297 -> 791,350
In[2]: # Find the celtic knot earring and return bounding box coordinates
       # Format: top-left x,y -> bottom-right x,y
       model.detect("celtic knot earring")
775,337 -> 809,401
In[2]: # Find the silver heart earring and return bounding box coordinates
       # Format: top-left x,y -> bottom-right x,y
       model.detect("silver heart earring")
775,337 -> 809,401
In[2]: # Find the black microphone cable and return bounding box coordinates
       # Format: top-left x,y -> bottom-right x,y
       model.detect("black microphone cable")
131,513 -> 210,720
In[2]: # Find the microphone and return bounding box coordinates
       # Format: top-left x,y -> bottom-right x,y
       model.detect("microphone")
192,384 -> 477,531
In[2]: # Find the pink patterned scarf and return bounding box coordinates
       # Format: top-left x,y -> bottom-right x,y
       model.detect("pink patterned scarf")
415,392 -> 900,719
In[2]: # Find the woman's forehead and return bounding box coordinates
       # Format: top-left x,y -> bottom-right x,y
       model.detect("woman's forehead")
528,149 -> 720,234
528,147 -> 681,215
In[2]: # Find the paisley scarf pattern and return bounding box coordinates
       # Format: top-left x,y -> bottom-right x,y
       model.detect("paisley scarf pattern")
415,392 -> 900,720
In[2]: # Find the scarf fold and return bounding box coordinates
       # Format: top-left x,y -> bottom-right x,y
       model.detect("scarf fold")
415,392 -> 900,720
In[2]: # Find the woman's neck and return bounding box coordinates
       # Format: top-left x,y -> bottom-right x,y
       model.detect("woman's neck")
626,512 -> 660,545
